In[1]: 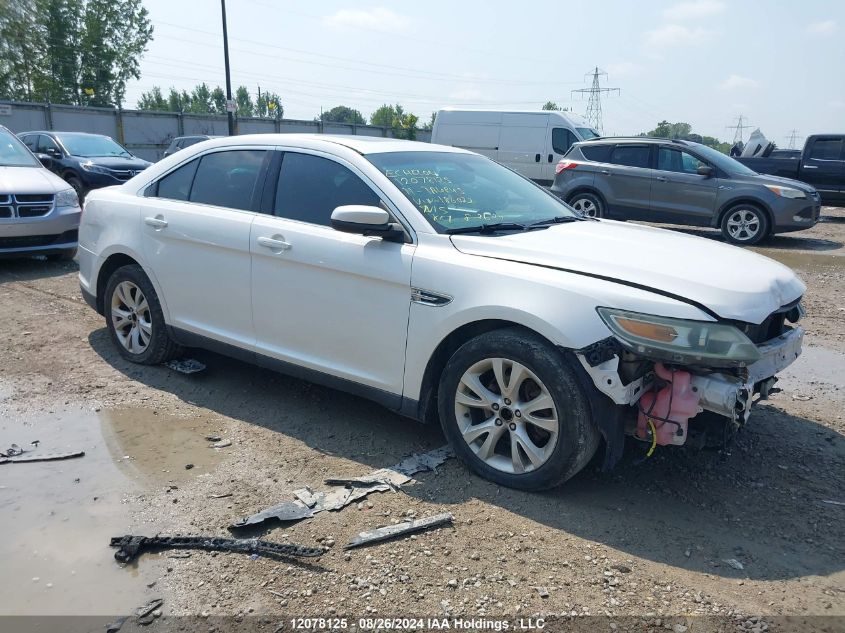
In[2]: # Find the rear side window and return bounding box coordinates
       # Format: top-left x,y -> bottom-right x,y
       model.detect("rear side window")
156,159 -> 200,201
552,128 -> 577,155
580,144 -> 613,162
274,153 -> 380,226
808,139 -> 843,160
610,145 -> 651,168
189,150 -> 267,211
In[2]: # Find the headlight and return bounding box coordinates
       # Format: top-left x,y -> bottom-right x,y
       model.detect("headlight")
80,161 -> 112,175
765,185 -> 805,199
597,308 -> 762,366
55,188 -> 79,208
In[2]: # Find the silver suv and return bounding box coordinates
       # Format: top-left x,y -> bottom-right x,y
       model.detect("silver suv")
0,125 -> 81,260
552,137 -> 821,245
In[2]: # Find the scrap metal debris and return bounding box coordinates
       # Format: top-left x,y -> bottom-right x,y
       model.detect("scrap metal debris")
723,558 -> 745,570
821,499 -> 845,506
345,512 -> 454,549
105,598 -> 164,631
110,535 -> 327,563
231,445 -> 453,529
0,450 -> 84,465
164,358 -> 206,374
210,439 -> 232,448
3,443 -> 23,457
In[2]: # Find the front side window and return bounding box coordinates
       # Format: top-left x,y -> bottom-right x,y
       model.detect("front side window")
610,145 -> 651,168
809,139 -> 843,160
274,152 -> 381,226
552,128 -> 576,155
189,150 -> 266,211
37,135 -> 60,154
367,151 -> 577,233
657,148 -> 706,174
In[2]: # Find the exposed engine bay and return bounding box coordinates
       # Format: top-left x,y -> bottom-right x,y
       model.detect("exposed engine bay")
577,308 -> 804,454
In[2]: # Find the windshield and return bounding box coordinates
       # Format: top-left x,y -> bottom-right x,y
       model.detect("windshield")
693,143 -> 757,176
366,151 -> 577,233
0,129 -> 40,167
56,133 -> 131,158
576,127 -> 600,140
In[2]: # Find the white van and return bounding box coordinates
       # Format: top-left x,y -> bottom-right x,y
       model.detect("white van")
431,109 -> 600,184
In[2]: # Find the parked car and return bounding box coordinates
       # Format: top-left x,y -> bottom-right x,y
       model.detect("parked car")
79,134 -> 805,490
0,125 -> 81,260
17,131 -> 151,201
552,137 -> 821,245
163,135 -> 221,158
431,109 -> 600,185
735,134 -> 845,206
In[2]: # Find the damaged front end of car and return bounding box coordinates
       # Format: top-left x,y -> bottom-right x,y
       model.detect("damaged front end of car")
576,300 -> 804,466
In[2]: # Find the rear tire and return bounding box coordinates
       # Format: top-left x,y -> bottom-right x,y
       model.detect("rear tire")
568,192 -> 605,218
720,204 -> 769,245
437,328 -> 600,490
104,264 -> 181,365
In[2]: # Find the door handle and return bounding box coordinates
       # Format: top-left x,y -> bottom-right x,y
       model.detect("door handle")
144,216 -> 168,229
803,165 -> 818,169
600,169 -> 611,175
257,235 -> 291,251
534,154 -> 541,162
655,176 -> 668,182
548,154 -> 553,162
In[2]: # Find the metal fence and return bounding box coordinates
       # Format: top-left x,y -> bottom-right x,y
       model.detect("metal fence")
0,100 -> 431,161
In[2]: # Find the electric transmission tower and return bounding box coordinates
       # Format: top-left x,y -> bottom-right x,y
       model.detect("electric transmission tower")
786,129 -> 800,149
726,115 -> 752,145
571,67 -> 619,134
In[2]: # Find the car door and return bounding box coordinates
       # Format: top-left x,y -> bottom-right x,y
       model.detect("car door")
603,144 -> 654,219
250,149 -> 415,399
139,147 -> 270,348
540,127 -> 578,183
35,135 -> 63,174
648,146 -> 719,225
497,114 -> 549,182
802,137 -> 844,198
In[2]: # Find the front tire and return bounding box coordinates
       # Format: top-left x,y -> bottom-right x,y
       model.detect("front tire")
720,204 -> 769,245
568,192 -> 605,218
65,174 -> 87,203
437,328 -> 600,490
104,264 -> 181,364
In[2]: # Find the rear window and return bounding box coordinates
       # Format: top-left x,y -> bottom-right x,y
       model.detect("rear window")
580,144 -> 613,162
610,145 -> 651,168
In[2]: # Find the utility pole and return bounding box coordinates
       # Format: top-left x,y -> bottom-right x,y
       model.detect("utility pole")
221,0 -> 235,136
571,67 -> 619,135
786,129 -> 800,149
726,115 -> 752,145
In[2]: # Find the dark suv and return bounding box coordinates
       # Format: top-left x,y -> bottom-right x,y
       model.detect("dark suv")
18,131 -> 151,201
552,137 -> 821,245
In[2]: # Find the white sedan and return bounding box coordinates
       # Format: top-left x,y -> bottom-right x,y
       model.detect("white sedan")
78,134 -> 805,490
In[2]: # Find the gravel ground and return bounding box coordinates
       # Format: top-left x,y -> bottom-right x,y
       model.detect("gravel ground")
1,209 -> 843,631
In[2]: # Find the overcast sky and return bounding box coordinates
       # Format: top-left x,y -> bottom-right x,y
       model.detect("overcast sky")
125,0 -> 845,145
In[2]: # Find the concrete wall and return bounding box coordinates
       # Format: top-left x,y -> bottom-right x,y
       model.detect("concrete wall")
0,100 -> 431,161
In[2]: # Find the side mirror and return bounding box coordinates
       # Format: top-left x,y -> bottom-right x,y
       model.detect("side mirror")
46,147 -> 62,158
35,153 -> 53,167
697,165 -> 714,177
331,205 -> 405,242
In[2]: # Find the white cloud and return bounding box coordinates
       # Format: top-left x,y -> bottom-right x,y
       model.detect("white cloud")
645,24 -> 713,47
663,0 -> 725,20
323,8 -> 411,32
806,20 -> 838,35
719,74 -> 759,90
606,61 -> 641,77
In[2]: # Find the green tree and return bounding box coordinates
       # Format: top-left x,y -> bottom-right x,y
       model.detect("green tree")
187,82 -> 212,114
643,121 -> 732,154
235,85 -> 253,117
370,104 -> 396,128
369,103 -> 419,139
166,87 -> 191,112
321,105 -> 366,125
422,111 -> 436,131
211,86 -> 226,114
137,86 -> 168,110
256,90 -> 283,118
542,101 -> 561,111
0,0 -> 153,106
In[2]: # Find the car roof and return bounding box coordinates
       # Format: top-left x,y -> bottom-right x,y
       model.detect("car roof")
22,130 -> 111,138
198,133 -> 470,155
576,136 -> 695,146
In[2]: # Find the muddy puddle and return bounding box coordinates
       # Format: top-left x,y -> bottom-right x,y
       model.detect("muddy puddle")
753,248 -> 845,273
0,408 -> 225,616
776,344 -> 845,405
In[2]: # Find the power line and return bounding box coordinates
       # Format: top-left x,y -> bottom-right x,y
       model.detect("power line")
571,67 -> 619,134
726,115 -> 752,144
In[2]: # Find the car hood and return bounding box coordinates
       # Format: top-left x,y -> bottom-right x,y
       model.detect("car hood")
450,220 -> 805,324
0,165 -> 72,193
74,156 -> 151,170
752,173 -> 818,193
